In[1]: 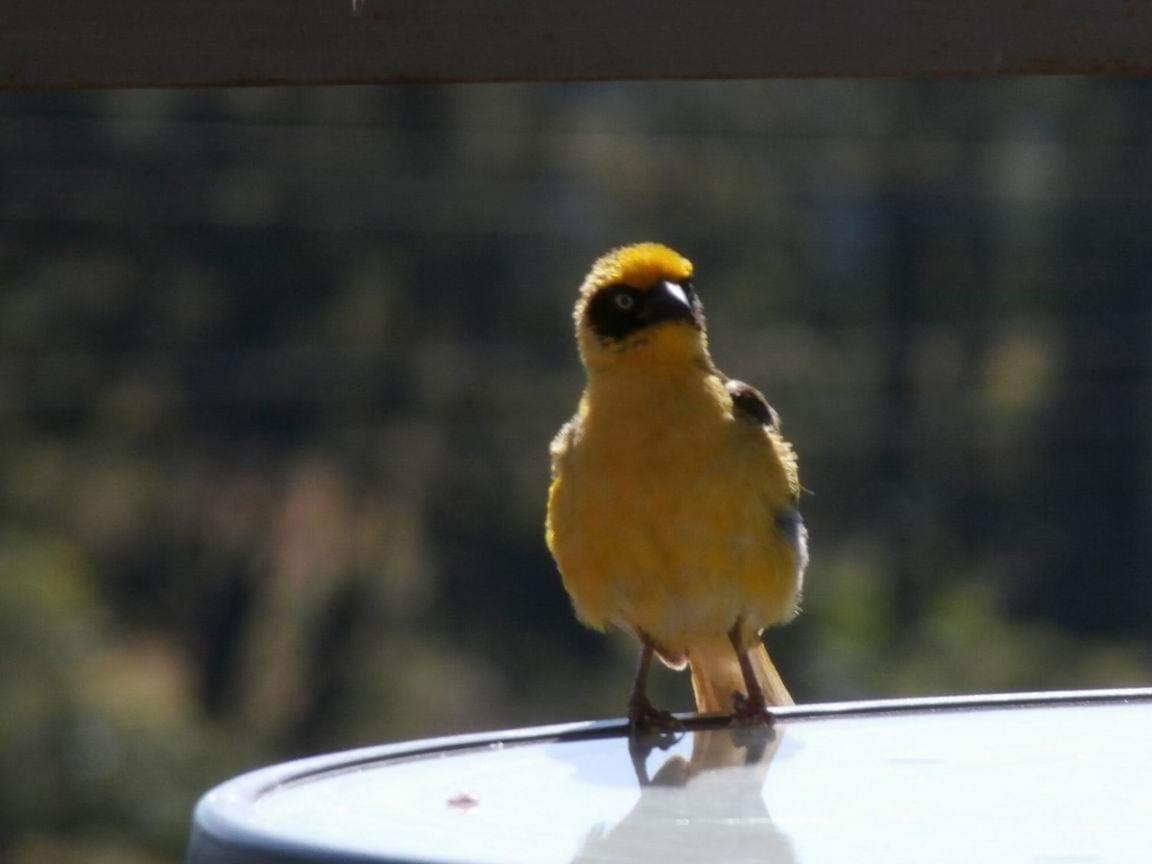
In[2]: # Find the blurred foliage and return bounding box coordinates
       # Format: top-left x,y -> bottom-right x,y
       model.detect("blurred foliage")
2,79 -> 1152,861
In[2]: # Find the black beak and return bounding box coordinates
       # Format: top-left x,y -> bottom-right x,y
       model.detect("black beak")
639,281 -> 698,328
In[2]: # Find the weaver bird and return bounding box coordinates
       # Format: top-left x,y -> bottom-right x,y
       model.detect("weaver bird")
546,243 -> 808,727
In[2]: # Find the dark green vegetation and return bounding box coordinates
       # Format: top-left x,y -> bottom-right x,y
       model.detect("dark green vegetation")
2,80 -> 1151,862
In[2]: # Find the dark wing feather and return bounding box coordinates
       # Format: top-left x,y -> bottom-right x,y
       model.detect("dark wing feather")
725,379 -> 780,429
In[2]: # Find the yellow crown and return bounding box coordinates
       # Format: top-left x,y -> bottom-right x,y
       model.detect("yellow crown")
582,243 -> 694,295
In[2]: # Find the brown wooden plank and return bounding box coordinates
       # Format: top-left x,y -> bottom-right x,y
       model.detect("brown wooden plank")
4,0 -> 1152,90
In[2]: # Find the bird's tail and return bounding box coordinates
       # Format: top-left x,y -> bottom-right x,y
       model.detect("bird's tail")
688,636 -> 793,714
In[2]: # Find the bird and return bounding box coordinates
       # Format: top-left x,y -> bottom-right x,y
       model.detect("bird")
546,242 -> 808,727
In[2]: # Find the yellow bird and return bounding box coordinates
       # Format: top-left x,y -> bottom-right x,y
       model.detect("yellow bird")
546,243 -> 808,726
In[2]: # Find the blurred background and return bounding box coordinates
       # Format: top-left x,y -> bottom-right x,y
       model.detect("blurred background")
2,78 -> 1152,862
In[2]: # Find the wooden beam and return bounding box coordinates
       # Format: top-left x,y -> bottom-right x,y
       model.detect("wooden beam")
5,0 -> 1152,90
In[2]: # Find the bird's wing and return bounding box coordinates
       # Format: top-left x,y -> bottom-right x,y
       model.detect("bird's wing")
724,376 -> 803,504
720,375 -> 809,620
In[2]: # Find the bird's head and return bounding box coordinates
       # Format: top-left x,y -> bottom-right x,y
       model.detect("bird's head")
574,243 -> 707,374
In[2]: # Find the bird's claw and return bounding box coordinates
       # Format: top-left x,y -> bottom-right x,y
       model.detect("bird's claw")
628,698 -> 684,735
628,698 -> 683,783
730,690 -> 775,727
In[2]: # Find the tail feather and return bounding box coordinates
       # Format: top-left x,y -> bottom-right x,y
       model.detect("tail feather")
689,636 -> 793,714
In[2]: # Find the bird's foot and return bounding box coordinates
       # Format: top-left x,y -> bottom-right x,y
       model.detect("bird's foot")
628,698 -> 683,782
730,690 -> 776,727
628,697 -> 683,735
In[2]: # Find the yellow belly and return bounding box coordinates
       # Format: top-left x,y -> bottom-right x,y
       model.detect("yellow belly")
547,383 -> 800,656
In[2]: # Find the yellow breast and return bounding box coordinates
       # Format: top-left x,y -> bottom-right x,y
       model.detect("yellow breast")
546,369 -> 801,655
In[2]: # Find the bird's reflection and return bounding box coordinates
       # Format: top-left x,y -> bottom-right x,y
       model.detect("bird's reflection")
571,724 -> 797,863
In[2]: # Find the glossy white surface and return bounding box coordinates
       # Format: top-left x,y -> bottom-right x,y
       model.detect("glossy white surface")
247,703 -> 1152,863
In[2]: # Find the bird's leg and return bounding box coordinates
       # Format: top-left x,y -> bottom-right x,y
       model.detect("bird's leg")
728,621 -> 774,726
628,636 -> 682,734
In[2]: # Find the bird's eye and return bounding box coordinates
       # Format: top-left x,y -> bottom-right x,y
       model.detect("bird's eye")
613,293 -> 635,311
